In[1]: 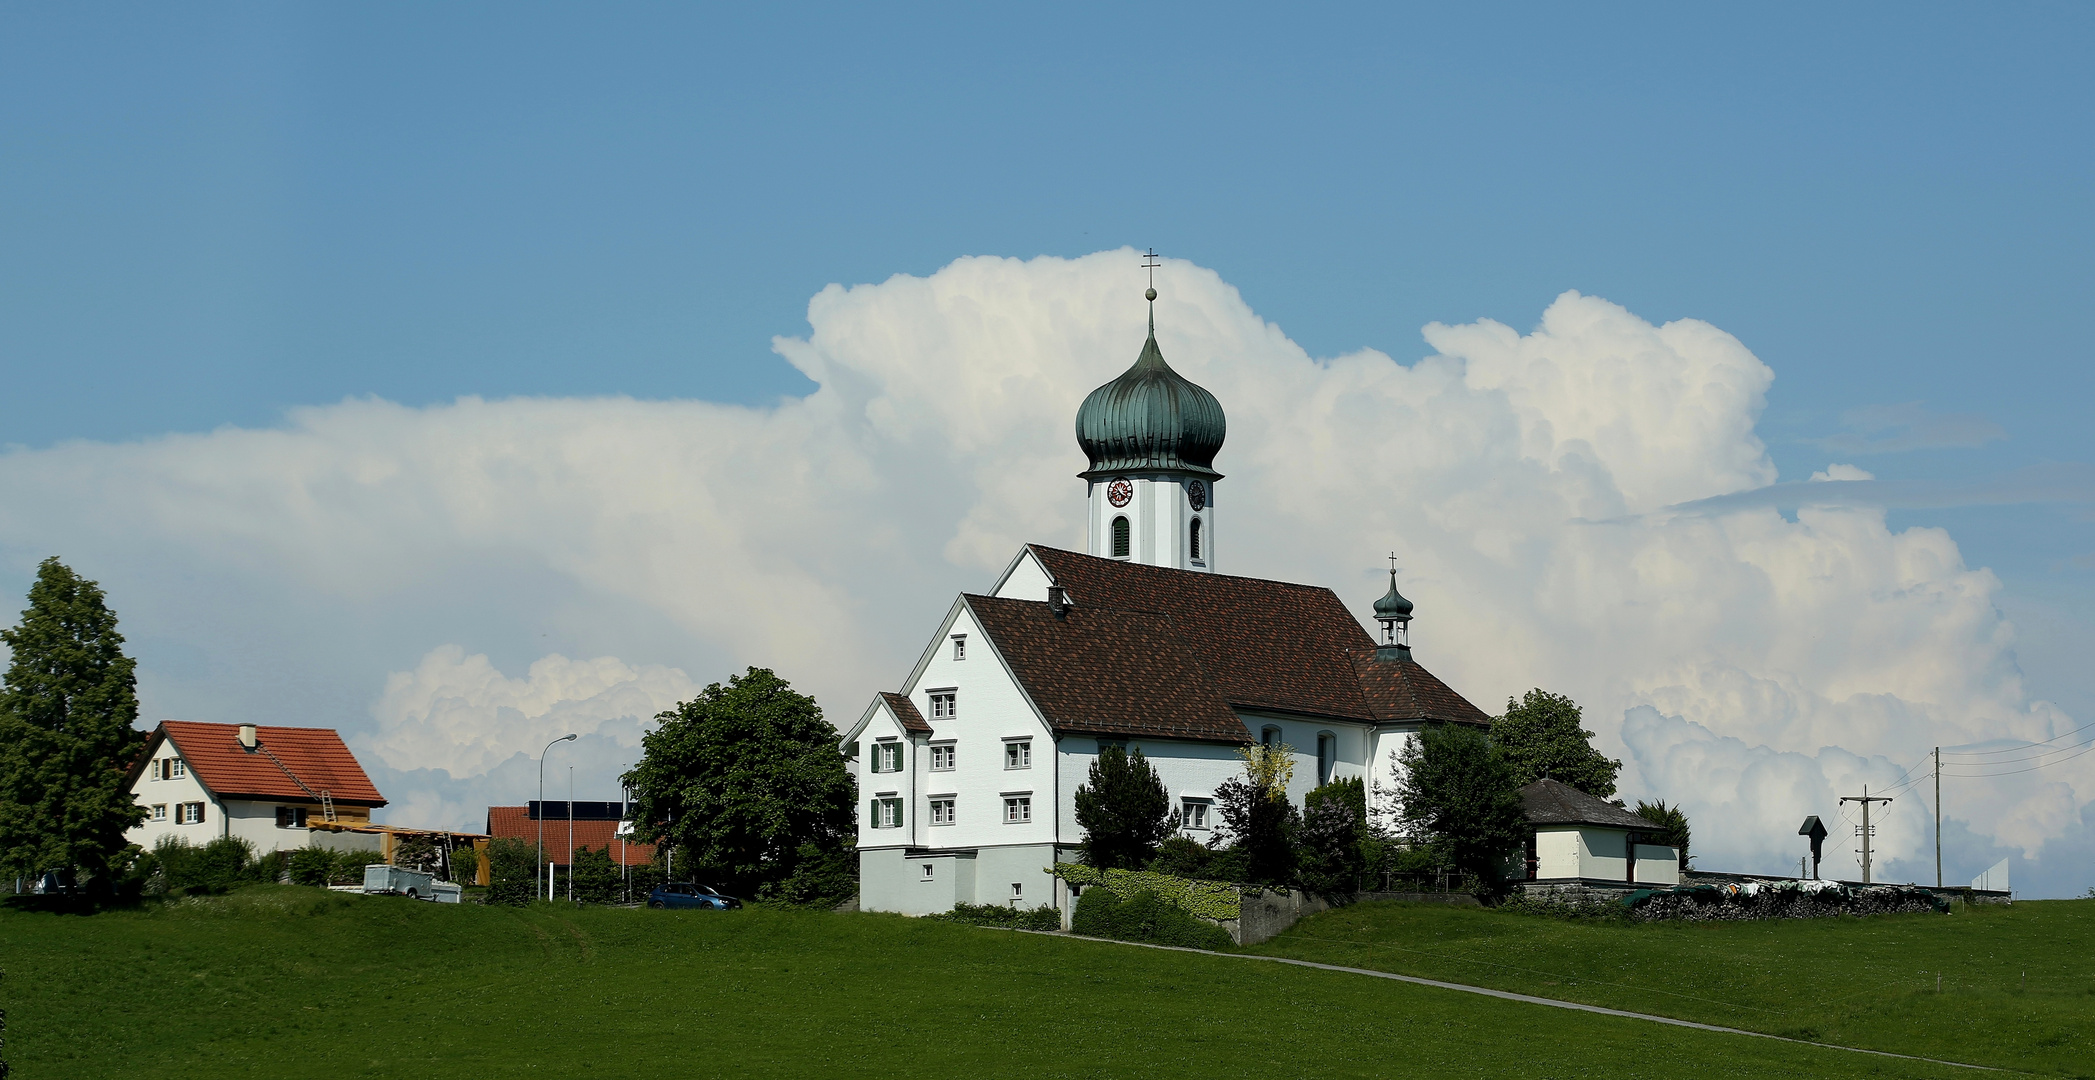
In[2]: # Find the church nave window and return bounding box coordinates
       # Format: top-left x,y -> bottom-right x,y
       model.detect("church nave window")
1317,732 -> 1336,785
930,743 -> 955,771
1180,799 -> 1209,830
1111,515 -> 1130,558
1190,517 -> 1202,561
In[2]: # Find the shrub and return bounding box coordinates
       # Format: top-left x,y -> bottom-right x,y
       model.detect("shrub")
929,902 -> 1059,931
571,845 -> 620,904
1072,887 -> 1231,950
287,846 -> 335,887
327,848 -> 386,886
1056,863 -> 1239,920
1148,835 -> 1216,879
763,839 -> 857,908
485,837 -> 538,885
152,835 -> 256,895
1299,778 -> 1367,899
1214,744 -> 1298,888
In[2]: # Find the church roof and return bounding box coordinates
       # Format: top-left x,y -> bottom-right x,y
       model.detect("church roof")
964,546 -> 1490,742
877,692 -> 932,734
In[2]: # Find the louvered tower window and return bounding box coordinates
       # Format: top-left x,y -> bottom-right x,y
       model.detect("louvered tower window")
1190,518 -> 1202,560
1112,516 -> 1131,558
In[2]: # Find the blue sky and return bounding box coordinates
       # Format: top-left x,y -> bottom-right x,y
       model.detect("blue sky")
3,4 -> 2092,891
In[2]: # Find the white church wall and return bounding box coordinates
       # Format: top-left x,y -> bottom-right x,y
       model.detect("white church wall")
1366,726 -> 1422,822
1055,737 -> 1247,844
904,603 -> 1055,853
1087,473 -> 1213,572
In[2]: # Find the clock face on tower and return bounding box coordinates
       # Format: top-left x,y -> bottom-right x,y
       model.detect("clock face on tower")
1106,478 -> 1133,508
1187,481 -> 1206,511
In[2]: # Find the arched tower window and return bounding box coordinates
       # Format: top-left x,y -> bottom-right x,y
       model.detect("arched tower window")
1190,517 -> 1202,560
1112,516 -> 1131,558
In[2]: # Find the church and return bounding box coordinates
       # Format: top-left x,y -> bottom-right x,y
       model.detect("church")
842,291 -> 1492,916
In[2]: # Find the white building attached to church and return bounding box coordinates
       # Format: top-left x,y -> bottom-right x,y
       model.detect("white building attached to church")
842,303 -> 1494,915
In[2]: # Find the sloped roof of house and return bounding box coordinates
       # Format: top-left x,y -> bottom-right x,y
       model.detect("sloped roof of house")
486,806 -> 656,867
878,692 -> 932,734
143,721 -> 387,807
940,546 -> 1491,744
1519,778 -> 1651,830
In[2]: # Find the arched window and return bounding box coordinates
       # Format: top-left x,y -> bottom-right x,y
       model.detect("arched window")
1112,516 -> 1131,558
1190,517 -> 1202,560
1261,725 -> 1282,749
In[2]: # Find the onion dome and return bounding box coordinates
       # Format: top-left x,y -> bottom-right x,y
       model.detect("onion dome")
1373,571 -> 1414,623
1075,318 -> 1226,479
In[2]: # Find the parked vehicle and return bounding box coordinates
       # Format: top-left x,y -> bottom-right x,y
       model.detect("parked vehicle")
363,864 -> 436,899
648,882 -> 742,910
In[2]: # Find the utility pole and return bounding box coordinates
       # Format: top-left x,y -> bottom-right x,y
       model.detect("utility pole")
1842,785 -> 1894,884
1934,747 -> 1942,888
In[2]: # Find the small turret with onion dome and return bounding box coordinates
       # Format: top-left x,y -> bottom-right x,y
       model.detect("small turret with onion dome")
1373,559 -> 1414,661
1076,252 -> 1226,573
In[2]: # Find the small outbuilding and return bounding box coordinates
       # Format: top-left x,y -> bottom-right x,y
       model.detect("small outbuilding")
1518,778 -> 1680,887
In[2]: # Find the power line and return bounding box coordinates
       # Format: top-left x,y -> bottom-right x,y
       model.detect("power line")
1939,717 -> 2095,757
1940,741 -> 2095,778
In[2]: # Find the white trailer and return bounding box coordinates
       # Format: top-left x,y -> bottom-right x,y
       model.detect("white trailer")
363,864 -> 436,899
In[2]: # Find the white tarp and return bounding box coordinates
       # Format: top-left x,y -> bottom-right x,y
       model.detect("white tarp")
1970,858 -> 2010,893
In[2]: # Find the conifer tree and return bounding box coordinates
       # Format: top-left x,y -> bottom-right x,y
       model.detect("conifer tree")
0,557 -> 148,882
1073,745 -> 1174,870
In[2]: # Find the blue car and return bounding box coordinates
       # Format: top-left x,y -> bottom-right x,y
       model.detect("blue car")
648,881 -> 742,910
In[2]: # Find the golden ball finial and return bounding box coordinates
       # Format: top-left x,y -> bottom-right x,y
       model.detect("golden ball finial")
1145,287 -> 1157,302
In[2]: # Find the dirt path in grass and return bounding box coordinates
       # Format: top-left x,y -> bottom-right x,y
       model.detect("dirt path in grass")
1021,930 -> 2012,1074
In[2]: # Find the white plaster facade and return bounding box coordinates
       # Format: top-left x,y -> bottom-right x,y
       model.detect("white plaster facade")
126,741 -> 363,856
1086,472 -> 1215,573
1528,825 -> 1681,887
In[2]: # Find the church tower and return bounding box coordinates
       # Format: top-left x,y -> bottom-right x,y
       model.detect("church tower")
1073,281 -> 1226,571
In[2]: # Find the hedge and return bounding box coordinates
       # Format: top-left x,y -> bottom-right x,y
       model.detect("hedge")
1071,887 -> 1232,950
1054,863 -> 1240,921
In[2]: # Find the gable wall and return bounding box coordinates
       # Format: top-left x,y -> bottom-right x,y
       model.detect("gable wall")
128,744 -> 221,850
898,604 -> 1055,850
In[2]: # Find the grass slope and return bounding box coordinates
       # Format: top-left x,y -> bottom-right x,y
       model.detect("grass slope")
1251,898 -> 2095,1076
0,886 -> 1981,1080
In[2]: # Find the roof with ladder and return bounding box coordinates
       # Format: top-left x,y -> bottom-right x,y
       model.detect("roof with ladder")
137,720 -> 387,807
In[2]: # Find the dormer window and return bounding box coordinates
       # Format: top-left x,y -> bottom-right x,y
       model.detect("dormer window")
1112,516 -> 1131,558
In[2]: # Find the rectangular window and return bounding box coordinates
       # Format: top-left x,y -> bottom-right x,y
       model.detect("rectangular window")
930,744 -> 955,771
871,797 -> 903,828
276,806 -> 308,829
1010,882 -> 1024,902
929,798 -> 955,825
1004,740 -> 1031,770
160,758 -> 186,780
177,802 -> 205,825
1181,800 -> 1210,830
951,635 -> 967,661
922,863 -> 935,879
151,804 -> 167,821
871,741 -> 902,773
930,692 -> 956,720
1003,796 -> 1032,824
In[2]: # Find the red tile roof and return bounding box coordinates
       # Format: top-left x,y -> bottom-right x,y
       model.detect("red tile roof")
957,546 -> 1490,742
964,595 -> 1247,743
878,692 -> 931,734
145,721 -> 386,806
486,806 -> 656,866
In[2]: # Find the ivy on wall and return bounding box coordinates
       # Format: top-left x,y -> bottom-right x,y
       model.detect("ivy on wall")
1053,862 -> 1240,921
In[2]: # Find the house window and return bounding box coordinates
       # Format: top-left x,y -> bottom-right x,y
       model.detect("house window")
952,635 -> 967,661
1004,740 -> 1031,770
1003,796 -> 1032,824
871,797 -> 903,828
871,741 -> 903,773
930,798 -> 955,825
1181,799 -> 1209,830
156,758 -> 186,781
151,804 -> 167,821
922,863 -> 935,880
1112,516 -> 1131,558
930,744 -> 955,771
930,692 -> 957,720
276,806 -> 308,829
1317,732 -> 1336,785
1190,517 -> 1202,561
177,802 -> 205,825
1010,882 -> 1023,903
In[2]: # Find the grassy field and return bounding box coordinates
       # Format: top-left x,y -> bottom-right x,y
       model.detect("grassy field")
0,886 -> 2000,1080
1251,898 -> 2095,1076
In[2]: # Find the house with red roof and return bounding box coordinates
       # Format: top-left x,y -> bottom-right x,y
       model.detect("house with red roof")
486,802 -> 655,870
842,307 -> 1494,915
125,720 -> 388,855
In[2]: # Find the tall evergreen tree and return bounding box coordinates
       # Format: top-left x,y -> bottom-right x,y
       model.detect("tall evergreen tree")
1072,745 -> 1173,870
0,557 -> 148,882
1491,688 -> 1621,799
623,667 -> 855,904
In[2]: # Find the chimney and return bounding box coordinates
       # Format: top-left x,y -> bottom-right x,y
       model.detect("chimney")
237,724 -> 258,750
1047,586 -> 1069,618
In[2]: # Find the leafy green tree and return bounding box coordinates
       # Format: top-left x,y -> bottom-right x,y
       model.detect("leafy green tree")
1633,799 -> 1691,871
1298,777 -> 1367,898
1395,724 -> 1527,889
624,667 -> 854,904
570,844 -> 620,903
0,557 -> 148,884
1491,689 -> 1621,799
1073,745 -> 1174,870
1213,743 -> 1299,888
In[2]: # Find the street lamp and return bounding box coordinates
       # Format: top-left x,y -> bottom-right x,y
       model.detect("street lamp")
539,733 -> 578,901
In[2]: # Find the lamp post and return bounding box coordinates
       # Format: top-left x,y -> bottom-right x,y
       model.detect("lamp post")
539,733 -> 578,901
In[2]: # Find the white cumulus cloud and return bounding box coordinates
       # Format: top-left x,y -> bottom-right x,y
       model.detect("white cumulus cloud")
0,250 -> 2086,894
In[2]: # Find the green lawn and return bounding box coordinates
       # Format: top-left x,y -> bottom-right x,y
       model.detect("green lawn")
1251,898 -> 2095,1076
0,886 -> 1989,1079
